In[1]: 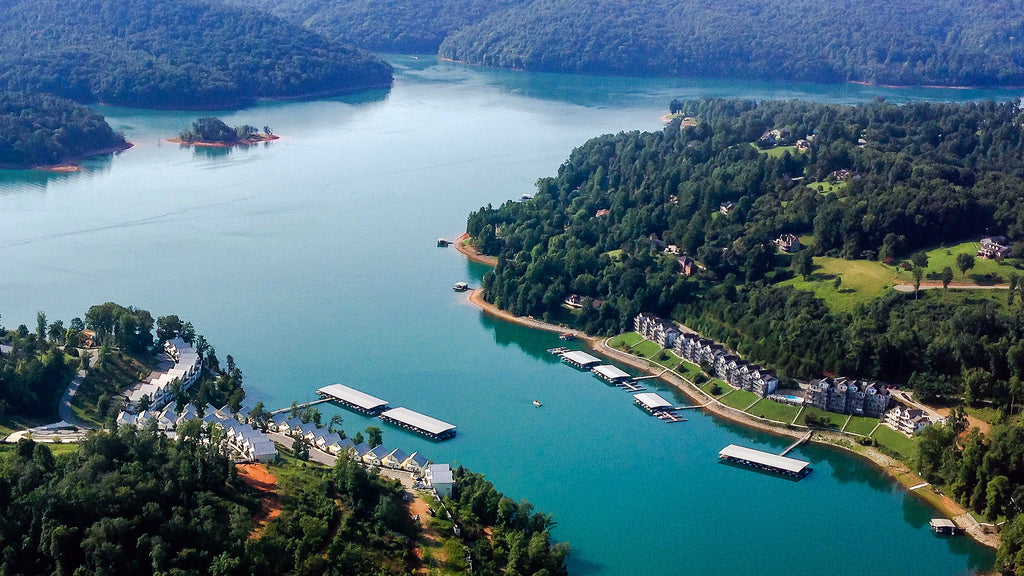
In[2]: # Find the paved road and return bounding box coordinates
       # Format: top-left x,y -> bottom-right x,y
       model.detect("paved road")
267,431 -> 338,467
58,369 -> 93,428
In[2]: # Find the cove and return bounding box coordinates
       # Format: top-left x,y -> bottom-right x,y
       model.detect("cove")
0,55 -> 1014,574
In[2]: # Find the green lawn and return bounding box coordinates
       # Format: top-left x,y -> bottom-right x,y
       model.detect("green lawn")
657,350 -> 684,370
719,389 -> 761,410
780,257 -> 895,312
630,340 -> 664,360
674,361 -> 703,382
750,142 -> 804,158
901,241 -> 1013,285
808,180 -> 848,195
700,379 -> 729,396
871,425 -> 920,460
795,406 -> 849,429
798,234 -> 815,248
747,399 -> 800,423
845,415 -> 881,436
608,332 -> 644,349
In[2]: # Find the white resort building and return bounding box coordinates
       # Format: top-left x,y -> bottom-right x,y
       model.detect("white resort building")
883,406 -> 933,437
806,377 -> 891,418
123,337 -> 203,412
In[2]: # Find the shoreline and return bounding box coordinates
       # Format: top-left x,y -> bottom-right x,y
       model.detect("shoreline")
459,246 -> 999,549
0,142 -> 135,173
454,232 -> 498,266
167,134 -> 280,148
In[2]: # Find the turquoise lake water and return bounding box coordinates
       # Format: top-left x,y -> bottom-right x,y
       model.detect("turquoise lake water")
0,55 -> 1016,574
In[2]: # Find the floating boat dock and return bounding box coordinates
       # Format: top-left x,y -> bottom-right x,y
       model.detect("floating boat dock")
929,518 -> 960,535
718,444 -> 811,478
547,347 -> 571,355
379,407 -> 457,440
560,350 -> 602,369
592,364 -> 633,384
317,383 -> 389,415
634,392 -> 686,422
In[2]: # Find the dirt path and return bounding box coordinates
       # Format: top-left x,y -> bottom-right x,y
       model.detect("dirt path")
236,463 -> 281,539
410,493 -> 446,573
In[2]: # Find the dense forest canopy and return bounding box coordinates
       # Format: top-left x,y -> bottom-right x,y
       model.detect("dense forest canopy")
228,0 -> 526,53
0,0 -> 393,109
228,0 -> 1024,86
467,98 -> 1024,397
0,92 -> 127,167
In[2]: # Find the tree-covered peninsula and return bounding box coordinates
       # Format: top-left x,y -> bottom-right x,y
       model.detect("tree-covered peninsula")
0,92 -> 128,168
232,0 -> 1024,87
176,118 -> 276,146
0,0 -> 393,110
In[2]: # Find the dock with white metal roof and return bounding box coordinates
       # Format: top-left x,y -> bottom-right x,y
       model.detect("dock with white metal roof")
316,383 -> 389,415
634,392 -> 686,422
560,350 -> 602,369
592,364 -> 633,384
379,407 -> 457,440
718,444 -> 811,478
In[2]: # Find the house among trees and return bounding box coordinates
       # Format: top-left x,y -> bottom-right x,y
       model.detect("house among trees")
795,139 -> 810,152
773,233 -> 802,253
806,377 -> 891,418
678,255 -> 699,276
426,463 -> 455,499
719,201 -> 736,215
883,405 -> 933,437
595,209 -> 610,217
978,236 -> 1010,260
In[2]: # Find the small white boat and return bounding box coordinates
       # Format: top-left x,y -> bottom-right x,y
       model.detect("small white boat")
453,282 -> 469,292
532,400 -> 542,407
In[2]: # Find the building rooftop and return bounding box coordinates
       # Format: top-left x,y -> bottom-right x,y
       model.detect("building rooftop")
634,392 -> 673,410
380,407 -> 456,436
593,364 -> 632,380
317,383 -> 388,411
428,463 -> 454,484
561,350 -> 602,366
719,444 -> 809,474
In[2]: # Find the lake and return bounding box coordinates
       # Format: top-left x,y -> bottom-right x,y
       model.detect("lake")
0,55 -> 1014,575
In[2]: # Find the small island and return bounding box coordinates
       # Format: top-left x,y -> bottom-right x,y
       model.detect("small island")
0,92 -> 130,171
170,117 -> 279,147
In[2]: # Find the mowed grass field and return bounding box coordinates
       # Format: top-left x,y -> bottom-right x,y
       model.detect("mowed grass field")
750,142 -> 804,158
780,257 -> 895,312
747,399 -> 800,423
896,241 -> 1012,283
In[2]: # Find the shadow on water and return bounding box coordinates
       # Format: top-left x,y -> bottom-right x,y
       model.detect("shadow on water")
465,260 -> 494,284
565,555 -> 605,576
0,153 -> 116,194
478,312 -> 562,363
192,146 -> 233,161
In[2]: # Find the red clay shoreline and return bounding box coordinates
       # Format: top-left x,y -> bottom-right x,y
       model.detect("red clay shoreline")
3,142 -> 135,173
167,134 -> 280,148
456,234 -> 999,549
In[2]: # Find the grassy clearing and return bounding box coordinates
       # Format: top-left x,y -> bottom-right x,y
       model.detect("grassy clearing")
798,234 -> 815,248
700,379 -> 728,396
780,257 -> 895,312
900,241 -> 1014,284
871,425 -> 919,460
795,406 -> 849,429
719,389 -> 760,410
749,143 -> 803,158
845,415 -> 881,436
747,399 -> 800,423
608,332 -> 644,349
674,361 -> 703,382
808,180 -> 848,195
965,406 -> 1005,425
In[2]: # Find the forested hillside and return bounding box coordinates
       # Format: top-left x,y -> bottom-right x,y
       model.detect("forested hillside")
229,0 -> 526,53
466,98 -> 1024,396
0,0 -> 393,109
0,92 -> 127,168
439,0 -> 1024,86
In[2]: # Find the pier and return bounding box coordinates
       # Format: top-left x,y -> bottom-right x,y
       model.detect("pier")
780,431 -> 813,456
634,393 -> 686,423
560,350 -> 602,369
592,364 -> 633,384
616,381 -> 647,392
379,407 -> 457,440
316,383 -> 389,415
547,347 -> 571,355
718,444 -> 811,478
268,398 -> 330,415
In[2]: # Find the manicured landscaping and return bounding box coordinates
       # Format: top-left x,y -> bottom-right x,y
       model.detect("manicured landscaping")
630,340 -> 664,360
808,180 -> 848,195
747,398 -> 800,423
795,406 -> 849,429
780,257 -> 895,312
700,380 -> 727,396
656,350 -> 684,370
609,332 -> 644,349
871,424 -> 919,460
845,415 -> 881,436
719,389 -> 761,410
750,142 -> 803,158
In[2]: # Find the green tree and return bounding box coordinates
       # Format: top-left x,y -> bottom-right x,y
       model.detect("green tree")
793,250 -> 813,280
36,311 -> 46,341
911,252 -> 929,269
913,266 -> 924,298
329,413 -> 343,434
365,425 -> 383,448
956,253 -> 975,277
940,266 -> 954,291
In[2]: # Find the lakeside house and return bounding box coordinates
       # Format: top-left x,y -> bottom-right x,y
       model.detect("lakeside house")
634,313 -> 779,397
806,377 -> 891,418
427,463 -> 455,499
123,336 -> 202,412
883,405 -> 932,437
978,236 -> 1010,260
117,402 -> 278,462
773,233 -> 802,253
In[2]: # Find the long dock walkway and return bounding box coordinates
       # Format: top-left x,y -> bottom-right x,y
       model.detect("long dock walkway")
780,431 -> 813,456
269,398 -> 330,415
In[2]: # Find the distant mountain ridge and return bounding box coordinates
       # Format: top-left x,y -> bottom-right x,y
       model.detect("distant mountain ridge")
0,0 -> 393,109
228,0 -> 1024,87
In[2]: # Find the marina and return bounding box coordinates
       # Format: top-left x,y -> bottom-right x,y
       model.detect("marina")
592,364 -> 633,384
718,444 -> 812,478
379,406 -> 457,440
560,350 -> 603,369
633,392 -> 686,422
316,383 -> 389,415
